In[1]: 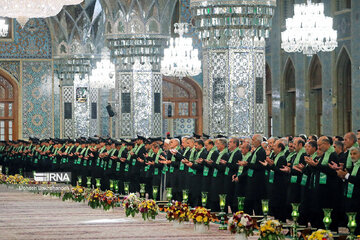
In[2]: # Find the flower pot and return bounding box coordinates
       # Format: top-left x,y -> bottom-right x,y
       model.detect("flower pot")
194,223 -> 208,233
235,233 -> 248,240
173,220 -> 185,228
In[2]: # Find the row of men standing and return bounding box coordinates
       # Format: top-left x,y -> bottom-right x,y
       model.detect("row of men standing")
1,132 -> 359,233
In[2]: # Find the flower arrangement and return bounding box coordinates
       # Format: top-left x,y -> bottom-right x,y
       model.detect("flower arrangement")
228,211 -> 254,236
0,173 -> 7,184
100,190 -> 119,211
62,190 -> 73,202
123,193 -> 140,217
15,174 -> 24,183
72,185 -> 85,202
50,192 -> 62,198
5,175 -> 17,184
138,199 -> 159,221
19,178 -> 30,185
166,201 -> 190,223
4,174 -> 30,185
259,219 -> 285,240
27,179 -> 37,184
87,188 -> 102,209
308,229 -> 333,240
189,207 -> 212,226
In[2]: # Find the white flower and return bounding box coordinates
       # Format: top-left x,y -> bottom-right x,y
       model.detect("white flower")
240,217 -> 248,226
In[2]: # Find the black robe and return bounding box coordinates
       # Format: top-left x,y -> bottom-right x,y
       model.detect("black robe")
244,147 -> 266,201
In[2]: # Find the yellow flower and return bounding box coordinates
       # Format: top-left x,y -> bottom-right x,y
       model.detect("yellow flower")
203,217 -> 208,223
196,216 -> 203,222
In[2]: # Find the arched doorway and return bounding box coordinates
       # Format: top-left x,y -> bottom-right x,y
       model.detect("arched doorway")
283,58 -> 296,136
309,55 -> 322,136
266,63 -> 272,137
0,70 -> 18,141
162,77 -> 202,136
336,48 -> 352,135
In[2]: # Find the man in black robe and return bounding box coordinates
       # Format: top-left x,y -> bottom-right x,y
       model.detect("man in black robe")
186,139 -> 208,206
209,138 -> 229,211
261,140 -> 287,221
243,134 -> 266,215
223,137 -> 242,213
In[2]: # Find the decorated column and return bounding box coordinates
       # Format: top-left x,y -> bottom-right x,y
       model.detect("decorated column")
190,0 -> 276,136
49,0 -> 105,138
102,0 -> 177,138
107,37 -> 164,138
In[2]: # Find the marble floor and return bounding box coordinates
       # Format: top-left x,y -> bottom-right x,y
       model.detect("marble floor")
0,185 -> 235,240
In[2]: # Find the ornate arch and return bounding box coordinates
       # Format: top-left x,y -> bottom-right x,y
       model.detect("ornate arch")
283,57 -> 295,91
309,55 -> 322,89
0,67 -> 19,140
162,76 -> 203,135
335,47 -> 352,135
282,57 -> 296,136
308,54 -> 323,135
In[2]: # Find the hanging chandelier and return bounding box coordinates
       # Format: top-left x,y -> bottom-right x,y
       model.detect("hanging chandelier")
281,0 -> 337,56
89,57 -> 115,89
0,0 -> 83,27
161,23 -> 201,79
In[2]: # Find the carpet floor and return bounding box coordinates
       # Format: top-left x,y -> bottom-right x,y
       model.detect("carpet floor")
0,185 -> 236,240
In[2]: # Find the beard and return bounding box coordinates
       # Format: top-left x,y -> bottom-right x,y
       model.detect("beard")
351,158 -> 359,163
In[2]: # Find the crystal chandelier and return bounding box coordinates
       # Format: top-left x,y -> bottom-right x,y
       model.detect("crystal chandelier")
161,23 -> 201,79
89,57 -> 116,89
0,18 -> 8,37
54,57 -> 92,80
0,0 -> 83,27
281,0 -> 337,56
190,0 -> 276,48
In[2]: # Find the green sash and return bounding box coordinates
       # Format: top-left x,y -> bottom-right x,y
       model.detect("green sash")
286,151 -> 296,163
154,149 -> 163,176
203,147 -> 217,177
347,160 -> 360,198
269,150 -> 285,183
77,147 -> 87,164
135,144 -> 143,154
83,148 -> 90,166
125,147 -> 135,172
169,146 -> 180,173
115,147 -> 126,171
319,146 -> 335,185
179,147 -> 190,171
238,152 -> 251,176
75,145 -> 81,153
293,148 -> 306,165
187,148 -> 197,173
225,148 -> 240,176
346,143 -> 359,169
290,148 -> 306,183
321,146 -> 335,166
132,144 -> 144,166
191,147 -> 205,175
52,147 -> 58,164
213,148 -> 228,177
106,148 -> 116,169
62,145 -> 74,164
148,149 -> 154,158
248,147 -> 261,177
144,149 -> 154,172
96,146 -> 106,167
117,146 -> 126,157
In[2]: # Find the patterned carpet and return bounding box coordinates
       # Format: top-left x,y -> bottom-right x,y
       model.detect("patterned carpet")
0,185 -> 235,240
